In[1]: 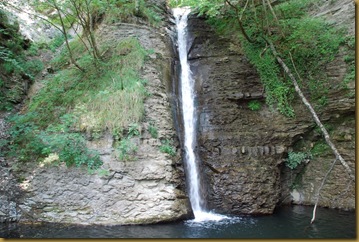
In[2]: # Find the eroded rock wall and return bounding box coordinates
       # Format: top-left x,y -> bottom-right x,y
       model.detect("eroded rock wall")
185,4 -> 354,214
1,4 -> 193,224
280,0 -> 355,210
186,16 -> 310,215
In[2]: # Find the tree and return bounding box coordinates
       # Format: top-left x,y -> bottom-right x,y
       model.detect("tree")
67,0 -> 106,61
49,0 -> 85,71
2,0 -> 114,71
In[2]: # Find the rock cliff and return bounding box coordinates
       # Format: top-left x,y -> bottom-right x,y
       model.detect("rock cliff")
0,0 -> 355,225
182,0 -> 355,215
1,1 -> 193,224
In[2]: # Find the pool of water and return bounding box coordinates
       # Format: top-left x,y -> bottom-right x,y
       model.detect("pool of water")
0,205 -> 356,239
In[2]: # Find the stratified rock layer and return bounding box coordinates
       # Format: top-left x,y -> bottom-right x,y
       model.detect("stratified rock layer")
0,2 -> 193,224
185,9 -> 354,214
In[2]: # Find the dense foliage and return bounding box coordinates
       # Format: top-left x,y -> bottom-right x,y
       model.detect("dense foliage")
171,0 -> 350,117
1,0 -> 164,171
0,9 -> 44,110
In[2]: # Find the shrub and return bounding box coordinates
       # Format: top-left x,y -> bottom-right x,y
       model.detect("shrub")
179,0 -> 343,117
6,113 -> 103,171
148,123 -> 158,138
116,137 -> 138,161
311,142 -> 330,156
159,139 -> 176,157
28,37 -> 149,134
248,100 -> 261,111
104,0 -> 163,27
285,151 -> 311,169
128,123 -> 140,137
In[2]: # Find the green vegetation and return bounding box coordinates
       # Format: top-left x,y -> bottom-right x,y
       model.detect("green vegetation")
285,151 -> 312,169
148,122 -> 158,138
4,36 -> 149,170
290,168 -> 305,190
15,35 -> 149,168
171,0 -> 346,117
28,37 -> 149,132
116,137 -> 138,161
6,112 -> 103,171
248,100 -> 261,111
104,0 -> 164,26
342,36 -> 355,92
1,0 -> 163,171
0,10 -> 44,110
159,139 -> 176,157
115,123 -> 141,161
311,142 -> 330,157
97,168 -> 111,177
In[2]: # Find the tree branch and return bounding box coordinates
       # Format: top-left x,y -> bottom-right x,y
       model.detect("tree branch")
2,1 -> 63,34
225,0 -> 255,43
265,38 -> 355,182
310,158 -> 337,224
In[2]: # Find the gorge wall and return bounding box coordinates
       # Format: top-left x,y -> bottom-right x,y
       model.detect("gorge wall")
1,1 -> 193,224
184,0 -> 355,215
0,0 -> 355,225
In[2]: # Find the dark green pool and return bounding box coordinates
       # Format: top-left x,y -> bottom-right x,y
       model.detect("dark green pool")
0,205 -> 356,239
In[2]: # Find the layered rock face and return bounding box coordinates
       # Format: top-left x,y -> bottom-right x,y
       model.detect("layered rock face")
281,0 -> 355,210
186,10 -> 354,214
186,16 -> 293,214
1,2 -> 193,224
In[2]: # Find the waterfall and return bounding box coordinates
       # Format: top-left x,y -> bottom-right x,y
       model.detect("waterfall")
173,7 -> 227,222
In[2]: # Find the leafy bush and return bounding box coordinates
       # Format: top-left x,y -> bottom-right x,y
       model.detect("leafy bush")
40,131 -> 102,170
159,139 -> 176,157
285,151 -> 311,169
104,0 -> 163,26
128,123 -> 140,137
175,0 -> 344,117
342,36 -> 355,90
28,37 -> 149,134
6,113 -> 103,171
242,42 -> 295,117
6,112 -> 46,161
0,14 -> 44,111
97,168 -> 110,177
49,34 -> 66,52
248,100 -> 262,111
311,142 -> 330,156
116,137 -> 138,161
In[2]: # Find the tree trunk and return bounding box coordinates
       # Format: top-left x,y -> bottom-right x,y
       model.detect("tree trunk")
266,39 -> 355,182
53,1 -> 84,72
85,0 -> 101,60
225,0 -> 255,43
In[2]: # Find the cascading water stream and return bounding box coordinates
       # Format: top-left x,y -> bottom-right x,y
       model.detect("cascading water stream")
173,7 -> 227,222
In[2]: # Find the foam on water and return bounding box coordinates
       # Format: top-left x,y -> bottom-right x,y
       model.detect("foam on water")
191,211 -> 230,222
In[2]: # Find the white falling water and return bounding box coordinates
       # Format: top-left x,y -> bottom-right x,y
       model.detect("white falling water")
173,7 -> 228,222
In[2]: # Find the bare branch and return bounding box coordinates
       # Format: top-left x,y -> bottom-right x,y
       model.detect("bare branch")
311,158 -> 337,224
266,38 -> 355,181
